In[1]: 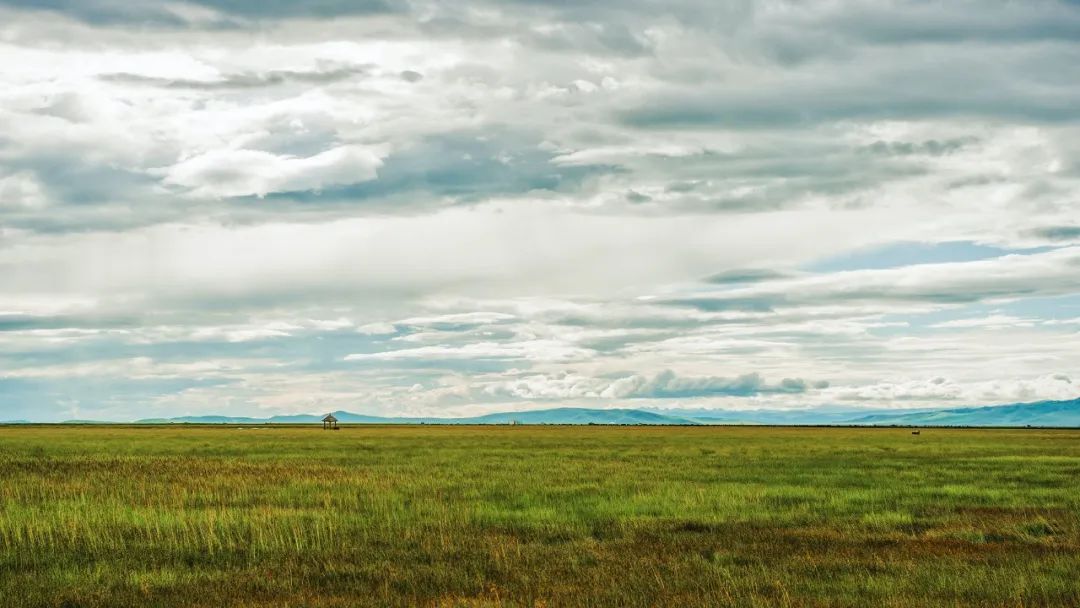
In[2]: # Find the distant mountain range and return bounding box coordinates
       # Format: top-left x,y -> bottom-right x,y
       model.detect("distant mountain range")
124,398 -> 1080,427
134,407 -> 703,426
5,397 -> 1076,427
843,398 -> 1080,427
641,407 -> 882,426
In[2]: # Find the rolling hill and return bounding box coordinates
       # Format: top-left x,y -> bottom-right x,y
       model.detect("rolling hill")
845,398 -> 1080,427
136,408 -> 701,426
131,397 -> 1080,427
464,408 -> 701,425
644,407 -> 889,425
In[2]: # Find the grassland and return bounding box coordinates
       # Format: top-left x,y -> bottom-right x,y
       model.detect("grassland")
1,425 -> 1078,607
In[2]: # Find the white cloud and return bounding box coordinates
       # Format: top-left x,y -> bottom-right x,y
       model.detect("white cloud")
345,340 -> 594,363
0,204 -> 909,312
158,145 -> 383,198
0,171 -> 47,209
931,315 -> 1038,330
476,370 -> 823,401
356,322 -> 397,335
396,312 -> 516,326
828,373 -> 1078,406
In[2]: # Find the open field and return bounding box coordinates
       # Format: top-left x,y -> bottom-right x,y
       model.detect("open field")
1,425 -> 1079,607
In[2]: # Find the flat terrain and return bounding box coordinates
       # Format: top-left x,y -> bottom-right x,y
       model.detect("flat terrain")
1,425 -> 1078,607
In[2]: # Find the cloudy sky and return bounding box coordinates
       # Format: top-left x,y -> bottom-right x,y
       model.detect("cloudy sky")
2,0 -> 1080,421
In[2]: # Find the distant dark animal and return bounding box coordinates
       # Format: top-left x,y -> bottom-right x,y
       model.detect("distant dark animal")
911,430 -> 921,435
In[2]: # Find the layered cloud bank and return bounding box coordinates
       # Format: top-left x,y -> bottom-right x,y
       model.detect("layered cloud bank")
1,0 -> 1079,421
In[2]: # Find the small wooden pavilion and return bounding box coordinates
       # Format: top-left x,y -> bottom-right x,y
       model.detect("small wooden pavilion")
322,413 -> 339,430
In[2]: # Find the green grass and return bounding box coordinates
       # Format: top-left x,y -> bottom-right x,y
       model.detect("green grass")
1,425 -> 1078,607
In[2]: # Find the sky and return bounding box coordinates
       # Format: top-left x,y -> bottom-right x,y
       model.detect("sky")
1,0 -> 1080,422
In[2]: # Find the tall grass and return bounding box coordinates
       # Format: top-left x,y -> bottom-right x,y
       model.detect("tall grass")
1,425 -> 1078,606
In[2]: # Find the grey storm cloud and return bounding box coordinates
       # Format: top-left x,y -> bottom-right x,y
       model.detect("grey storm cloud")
620,74 -> 1080,129
0,0 -> 400,25
614,370 -> 824,399
521,21 -> 654,56
820,1 -> 1080,45
99,66 -> 369,90
0,313 -> 137,332
261,130 -> 617,207
667,248 -> 1080,313
704,269 -> 793,285
861,139 -> 973,157
1028,226 -> 1080,241
188,0 -> 400,18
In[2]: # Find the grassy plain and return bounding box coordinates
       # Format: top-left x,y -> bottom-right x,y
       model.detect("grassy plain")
0,425 -> 1078,607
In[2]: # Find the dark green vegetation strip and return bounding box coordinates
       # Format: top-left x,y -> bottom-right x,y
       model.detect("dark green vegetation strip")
1,426 -> 1078,607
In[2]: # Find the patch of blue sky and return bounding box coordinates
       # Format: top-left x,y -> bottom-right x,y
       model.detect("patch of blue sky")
0,376 -> 236,422
994,293 -> 1080,322
0,328 -> 404,382
870,293 -> 1080,336
335,357 -> 519,374
806,241 -> 1057,273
